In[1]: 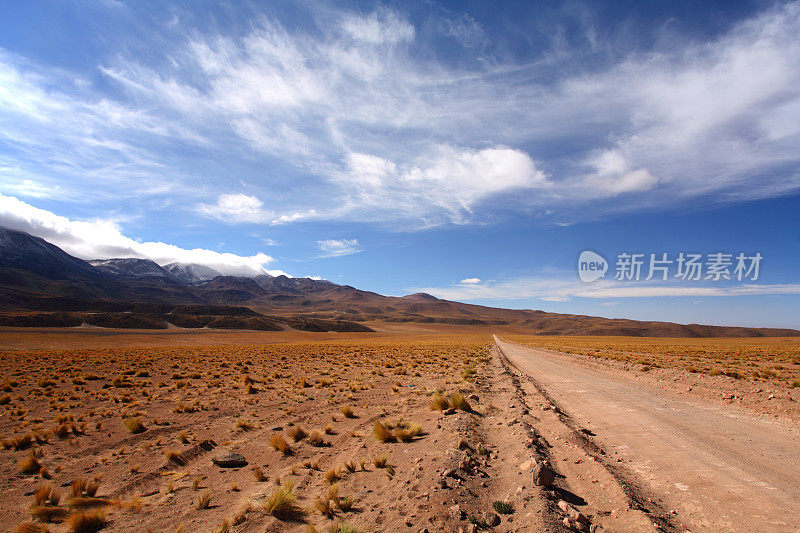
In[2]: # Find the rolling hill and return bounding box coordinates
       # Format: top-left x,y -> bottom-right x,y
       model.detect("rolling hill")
0,227 -> 797,337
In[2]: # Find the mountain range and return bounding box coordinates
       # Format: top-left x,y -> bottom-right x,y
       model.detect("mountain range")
0,226 -> 797,337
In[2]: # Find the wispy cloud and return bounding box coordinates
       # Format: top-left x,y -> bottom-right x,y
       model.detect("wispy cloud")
1,2 -> 800,227
196,194 -> 273,224
317,238 -> 363,257
418,277 -> 800,302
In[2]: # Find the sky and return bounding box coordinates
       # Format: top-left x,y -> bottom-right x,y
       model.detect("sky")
1,0 -> 799,328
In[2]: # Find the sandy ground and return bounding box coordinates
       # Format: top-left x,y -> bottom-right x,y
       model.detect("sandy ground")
0,334 -> 596,533
496,336 -> 800,532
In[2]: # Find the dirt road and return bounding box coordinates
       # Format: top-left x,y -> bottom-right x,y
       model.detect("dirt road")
495,336 -> 800,532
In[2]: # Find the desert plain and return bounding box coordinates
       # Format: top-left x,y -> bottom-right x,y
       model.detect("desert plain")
1,325 -> 799,533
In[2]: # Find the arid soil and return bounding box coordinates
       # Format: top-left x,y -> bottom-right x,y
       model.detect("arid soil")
0,333 -> 601,533
3,328 -> 799,532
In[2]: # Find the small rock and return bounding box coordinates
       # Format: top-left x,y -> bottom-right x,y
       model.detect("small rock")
212,452 -> 247,468
449,504 -> 465,520
532,461 -> 555,487
483,512 -> 501,527
444,408 -> 457,415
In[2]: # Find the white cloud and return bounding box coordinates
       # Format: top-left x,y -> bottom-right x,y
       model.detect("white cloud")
0,193 -> 278,276
340,10 -> 415,44
459,278 -> 481,284
317,238 -> 363,257
417,276 -> 800,302
339,146 -> 548,224
439,13 -> 485,47
196,193 -> 273,224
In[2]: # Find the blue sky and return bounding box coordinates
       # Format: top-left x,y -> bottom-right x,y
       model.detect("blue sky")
1,0 -> 799,328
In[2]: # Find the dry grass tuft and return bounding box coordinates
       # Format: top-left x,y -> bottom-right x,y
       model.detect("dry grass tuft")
324,467 -> 342,484
269,434 -> 293,455
448,392 -> 472,412
13,523 -> 50,533
29,505 -> 68,524
123,418 -> 146,434
260,480 -> 306,521
19,450 -> 41,474
287,426 -> 307,442
429,394 -> 450,410
65,510 -> 107,533
339,406 -> 356,418
164,449 -> 185,465
196,491 -> 212,509
307,431 -> 329,447
252,466 -> 267,482
372,420 -> 395,443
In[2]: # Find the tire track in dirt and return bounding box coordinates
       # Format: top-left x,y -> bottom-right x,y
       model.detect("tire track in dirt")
494,339 -> 667,533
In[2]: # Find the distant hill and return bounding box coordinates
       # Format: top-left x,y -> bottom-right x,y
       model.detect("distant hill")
0,226 -> 797,337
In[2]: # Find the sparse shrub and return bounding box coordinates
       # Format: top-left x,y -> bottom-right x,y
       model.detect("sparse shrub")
372,421 -> 395,443
196,491 -> 212,509
123,418 -> 146,434
307,431 -> 329,447
269,434 -> 292,455
448,393 -> 471,412
260,480 -> 305,521
339,406 -> 356,418
29,505 -> 68,524
164,449 -> 184,465
236,419 -> 256,431
338,496 -> 354,512
324,467 -> 342,484
65,509 -> 107,533
252,467 -> 267,482
314,484 -> 338,518
429,394 -> 450,410
287,426 -> 307,442
493,501 -> 514,514
373,455 -> 388,468
19,450 -> 41,474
